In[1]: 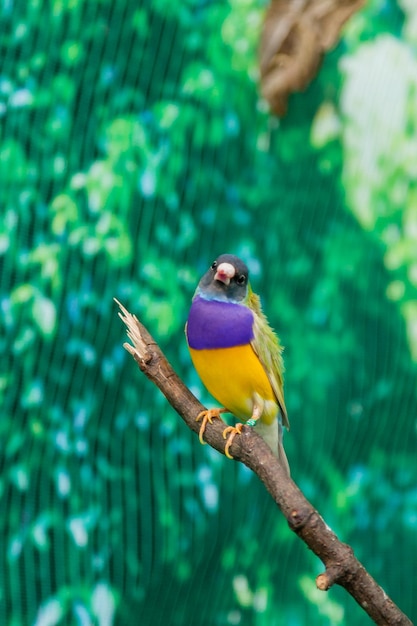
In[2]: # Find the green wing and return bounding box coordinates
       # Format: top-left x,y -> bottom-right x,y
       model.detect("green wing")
247,287 -> 290,430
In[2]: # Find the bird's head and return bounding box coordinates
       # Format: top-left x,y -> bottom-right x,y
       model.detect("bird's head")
196,254 -> 249,303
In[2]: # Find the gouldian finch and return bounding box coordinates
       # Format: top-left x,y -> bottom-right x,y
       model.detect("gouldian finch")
186,254 -> 290,474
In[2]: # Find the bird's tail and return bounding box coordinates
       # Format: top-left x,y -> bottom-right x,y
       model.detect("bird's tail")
277,423 -> 290,476
254,419 -> 290,476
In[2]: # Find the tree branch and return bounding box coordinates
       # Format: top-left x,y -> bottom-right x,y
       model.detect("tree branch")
259,0 -> 366,115
115,299 -> 412,626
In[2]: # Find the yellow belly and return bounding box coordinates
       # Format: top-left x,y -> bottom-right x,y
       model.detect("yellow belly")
189,344 -> 277,424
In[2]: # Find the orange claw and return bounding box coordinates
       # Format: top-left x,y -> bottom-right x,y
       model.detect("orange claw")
196,408 -> 228,445
222,423 -> 244,459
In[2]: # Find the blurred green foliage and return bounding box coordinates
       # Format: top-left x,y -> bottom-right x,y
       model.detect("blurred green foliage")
1,0 -> 417,624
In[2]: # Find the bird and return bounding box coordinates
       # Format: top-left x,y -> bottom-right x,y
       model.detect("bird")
185,253 -> 290,474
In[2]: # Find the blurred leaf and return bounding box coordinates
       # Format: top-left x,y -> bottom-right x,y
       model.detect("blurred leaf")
51,194 -> 79,235
32,296 -> 57,337
91,583 -> 117,626
11,284 -> 36,305
0,140 -> 28,183
60,41 -> 84,66
34,598 -> 64,626
21,379 -> 44,408
6,432 -> 25,458
299,575 -> 345,624
9,464 -> 30,491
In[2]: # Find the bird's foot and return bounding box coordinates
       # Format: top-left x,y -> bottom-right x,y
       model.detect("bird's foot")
222,423 -> 244,459
222,413 -> 260,459
196,408 -> 228,445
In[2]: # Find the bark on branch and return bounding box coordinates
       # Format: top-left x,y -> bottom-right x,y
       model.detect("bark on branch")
115,299 -> 412,626
260,0 -> 366,115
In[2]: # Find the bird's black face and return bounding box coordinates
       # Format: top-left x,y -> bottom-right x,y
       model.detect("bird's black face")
197,254 -> 249,302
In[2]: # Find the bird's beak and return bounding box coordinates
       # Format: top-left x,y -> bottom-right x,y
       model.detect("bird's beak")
214,262 -> 235,286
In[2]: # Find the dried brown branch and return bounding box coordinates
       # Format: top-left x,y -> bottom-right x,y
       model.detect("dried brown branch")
115,299 -> 412,626
259,0 -> 366,115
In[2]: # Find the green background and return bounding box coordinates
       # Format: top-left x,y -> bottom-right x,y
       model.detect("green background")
2,0 -> 417,624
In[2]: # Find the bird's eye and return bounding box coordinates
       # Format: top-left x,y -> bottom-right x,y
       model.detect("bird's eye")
237,274 -> 246,285
211,261 -> 217,270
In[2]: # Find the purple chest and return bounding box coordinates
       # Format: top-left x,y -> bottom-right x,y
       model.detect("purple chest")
186,295 -> 254,350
